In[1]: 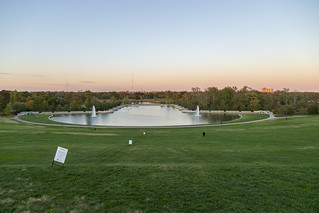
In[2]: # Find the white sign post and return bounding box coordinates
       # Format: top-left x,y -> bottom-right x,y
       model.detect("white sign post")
52,146 -> 68,167
129,140 -> 132,145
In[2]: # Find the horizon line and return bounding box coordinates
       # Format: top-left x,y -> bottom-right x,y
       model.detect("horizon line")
1,87 -> 318,93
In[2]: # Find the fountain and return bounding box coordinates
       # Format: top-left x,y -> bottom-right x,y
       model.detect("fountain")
195,105 -> 200,117
92,105 -> 96,117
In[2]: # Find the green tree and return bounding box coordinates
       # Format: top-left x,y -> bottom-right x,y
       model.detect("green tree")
218,87 -> 236,110
84,91 -> 93,110
0,95 -> 7,113
232,90 -> 246,111
48,97 -> 57,110
11,102 -> 27,114
9,90 -> 23,105
0,90 -> 10,113
165,91 -> 173,104
245,93 -> 260,111
259,93 -> 274,111
70,97 -> 81,111
307,104 -> 318,115
34,96 -> 46,112
191,87 -> 201,107
278,105 -> 295,115
206,87 -> 219,110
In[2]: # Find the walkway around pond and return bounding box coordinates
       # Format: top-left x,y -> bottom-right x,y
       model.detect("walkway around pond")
12,110 -> 276,129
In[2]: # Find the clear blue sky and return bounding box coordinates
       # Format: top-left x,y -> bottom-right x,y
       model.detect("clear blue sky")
1,0 -> 319,91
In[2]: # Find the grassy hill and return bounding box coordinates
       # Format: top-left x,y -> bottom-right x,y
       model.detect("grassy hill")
0,115 -> 318,212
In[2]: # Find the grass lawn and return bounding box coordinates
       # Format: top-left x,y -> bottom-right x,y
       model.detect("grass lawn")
0,115 -> 318,212
19,113 -> 60,125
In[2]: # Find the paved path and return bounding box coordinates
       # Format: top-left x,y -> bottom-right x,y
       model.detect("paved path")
12,111 -> 277,129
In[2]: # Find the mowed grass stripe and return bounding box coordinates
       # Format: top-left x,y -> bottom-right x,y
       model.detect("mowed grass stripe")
0,116 -> 318,212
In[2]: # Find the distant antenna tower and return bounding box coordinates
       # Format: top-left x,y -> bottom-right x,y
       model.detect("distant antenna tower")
67,80 -> 69,92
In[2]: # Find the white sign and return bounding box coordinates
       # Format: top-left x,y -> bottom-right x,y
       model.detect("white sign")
54,146 -> 68,164
129,140 -> 132,145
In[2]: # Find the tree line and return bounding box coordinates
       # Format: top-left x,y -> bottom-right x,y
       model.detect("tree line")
0,87 -> 318,116
175,87 -> 318,115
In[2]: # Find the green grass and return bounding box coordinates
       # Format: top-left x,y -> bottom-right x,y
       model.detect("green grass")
20,113 -> 67,125
1,115 -> 318,212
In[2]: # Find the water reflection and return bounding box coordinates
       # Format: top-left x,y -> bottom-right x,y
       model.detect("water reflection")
195,115 -> 200,124
50,105 -> 239,126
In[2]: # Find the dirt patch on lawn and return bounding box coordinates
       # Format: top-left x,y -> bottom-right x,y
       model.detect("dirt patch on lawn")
214,128 -> 245,132
297,146 -> 318,150
166,148 -> 181,153
0,118 -> 19,124
0,130 -> 45,134
0,197 -> 14,204
0,130 -> 14,133
54,132 -> 118,136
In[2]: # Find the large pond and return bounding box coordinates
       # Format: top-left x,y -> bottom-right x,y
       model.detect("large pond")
50,105 -> 240,127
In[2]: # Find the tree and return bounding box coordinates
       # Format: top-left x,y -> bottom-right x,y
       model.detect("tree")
307,104 -> 318,115
259,93 -> 274,111
121,96 -> 129,104
84,91 -> 93,110
205,87 -> 219,110
232,90 -> 247,111
282,88 -> 290,105
56,97 -> 68,109
165,91 -> 173,104
278,105 -> 295,115
191,87 -> 201,106
245,93 -> 260,111
48,97 -> 57,110
9,90 -> 23,105
11,102 -> 27,114
0,90 -> 10,113
0,95 -> 8,112
34,96 -> 46,112
70,96 -> 81,111
218,87 -> 236,110
26,98 -> 34,110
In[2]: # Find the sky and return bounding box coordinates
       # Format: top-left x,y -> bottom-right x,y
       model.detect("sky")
0,0 -> 319,92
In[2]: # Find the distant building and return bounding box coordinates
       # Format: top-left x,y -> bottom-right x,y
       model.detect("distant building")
261,88 -> 274,93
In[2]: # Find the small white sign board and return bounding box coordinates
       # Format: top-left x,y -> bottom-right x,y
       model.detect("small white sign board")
54,146 -> 68,164
129,140 -> 132,145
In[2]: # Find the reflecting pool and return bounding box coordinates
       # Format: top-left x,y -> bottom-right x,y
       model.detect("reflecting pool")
50,105 -> 239,126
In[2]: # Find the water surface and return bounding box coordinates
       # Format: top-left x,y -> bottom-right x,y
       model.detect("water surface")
50,105 -> 239,126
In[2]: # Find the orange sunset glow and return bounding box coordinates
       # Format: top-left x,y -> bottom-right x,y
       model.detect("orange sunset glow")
1,1 -> 318,92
